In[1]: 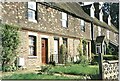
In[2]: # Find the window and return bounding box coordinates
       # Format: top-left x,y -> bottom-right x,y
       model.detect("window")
61,12 -> 68,28
28,2 -> 37,22
98,27 -> 101,36
96,45 -> 101,54
29,35 -> 36,56
80,19 -> 85,32
107,30 -> 109,39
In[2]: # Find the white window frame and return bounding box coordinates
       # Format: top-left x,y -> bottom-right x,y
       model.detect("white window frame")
98,27 -> 101,36
28,32 -> 38,58
96,44 -> 101,54
28,35 -> 36,56
28,2 -> 37,23
61,12 -> 68,28
80,19 -> 85,32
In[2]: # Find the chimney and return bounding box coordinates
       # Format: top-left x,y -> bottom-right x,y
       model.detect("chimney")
99,9 -> 103,22
108,15 -> 111,25
99,2 -> 103,22
90,4 -> 95,18
99,2 -> 103,9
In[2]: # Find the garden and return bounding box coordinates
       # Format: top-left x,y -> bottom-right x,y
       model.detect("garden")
1,64 -> 99,80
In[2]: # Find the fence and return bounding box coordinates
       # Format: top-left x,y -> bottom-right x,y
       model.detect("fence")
103,60 -> 119,80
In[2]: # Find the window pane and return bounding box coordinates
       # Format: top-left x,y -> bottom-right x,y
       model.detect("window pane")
28,9 -> 35,20
62,12 -> 67,20
29,46 -> 34,55
81,20 -> 84,26
28,2 -> 36,10
29,35 -> 36,56
62,20 -> 67,27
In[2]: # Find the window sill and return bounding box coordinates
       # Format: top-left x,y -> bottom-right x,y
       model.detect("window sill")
28,19 -> 37,23
28,56 -> 37,59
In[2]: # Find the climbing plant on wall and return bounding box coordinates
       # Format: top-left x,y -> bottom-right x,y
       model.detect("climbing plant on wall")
82,39 -> 87,56
60,44 -> 67,64
1,24 -> 20,72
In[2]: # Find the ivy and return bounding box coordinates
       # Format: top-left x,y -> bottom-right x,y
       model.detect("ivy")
0,24 -> 20,72
60,44 -> 67,64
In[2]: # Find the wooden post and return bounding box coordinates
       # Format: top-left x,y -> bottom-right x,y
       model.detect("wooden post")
98,53 -> 103,80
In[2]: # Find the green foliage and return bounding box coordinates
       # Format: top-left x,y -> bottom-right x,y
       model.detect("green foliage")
2,73 -> 83,80
102,3 -> 119,29
80,56 -> 89,67
1,24 -> 20,72
82,39 -> 87,56
60,44 -> 67,64
106,45 -> 112,55
91,54 -> 118,65
48,64 -> 99,79
103,55 -> 118,60
77,40 -> 82,56
90,54 -> 98,65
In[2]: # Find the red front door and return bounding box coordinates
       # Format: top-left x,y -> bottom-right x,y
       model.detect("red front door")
41,38 -> 48,64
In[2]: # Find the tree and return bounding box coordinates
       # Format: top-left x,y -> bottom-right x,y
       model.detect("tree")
102,3 -> 119,29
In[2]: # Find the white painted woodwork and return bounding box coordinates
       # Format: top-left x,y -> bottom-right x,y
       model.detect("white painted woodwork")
54,40 -> 58,63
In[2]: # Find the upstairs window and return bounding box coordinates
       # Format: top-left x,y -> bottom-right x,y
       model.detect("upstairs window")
98,27 -> 101,36
61,12 -> 68,28
29,35 -> 36,56
80,19 -> 85,32
28,2 -> 37,22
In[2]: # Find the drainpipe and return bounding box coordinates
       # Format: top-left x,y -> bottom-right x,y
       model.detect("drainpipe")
91,21 -> 95,54
91,22 -> 94,41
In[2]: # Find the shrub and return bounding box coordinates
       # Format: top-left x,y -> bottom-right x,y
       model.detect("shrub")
60,44 -> 67,64
90,55 -> 99,65
1,24 -> 20,72
103,55 -> 118,60
80,56 -> 89,67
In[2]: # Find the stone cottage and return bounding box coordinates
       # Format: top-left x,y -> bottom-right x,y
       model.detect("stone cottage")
0,2 -> 119,69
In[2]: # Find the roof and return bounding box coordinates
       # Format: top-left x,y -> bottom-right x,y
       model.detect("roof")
96,36 -> 105,43
40,2 -> 92,22
39,2 -> 119,33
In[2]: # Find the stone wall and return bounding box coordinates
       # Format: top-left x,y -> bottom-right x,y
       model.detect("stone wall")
2,2 -> 91,40
103,60 -> 119,80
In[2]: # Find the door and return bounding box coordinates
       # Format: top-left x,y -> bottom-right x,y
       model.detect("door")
41,38 -> 48,64
54,39 -> 59,63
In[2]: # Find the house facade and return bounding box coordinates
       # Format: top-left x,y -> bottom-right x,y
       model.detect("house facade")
81,2 -> 119,55
0,2 -> 119,69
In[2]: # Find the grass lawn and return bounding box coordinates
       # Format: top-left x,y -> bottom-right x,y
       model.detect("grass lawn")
48,64 -> 99,79
2,73 -> 83,80
1,64 -> 99,80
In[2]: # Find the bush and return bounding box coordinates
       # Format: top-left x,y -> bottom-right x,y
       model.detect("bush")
90,55 -> 99,65
80,56 -> 89,67
60,44 -> 67,64
90,54 -> 118,65
1,24 -> 20,72
103,55 -> 118,60
2,65 -> 17,72
49,61 -> 56,66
